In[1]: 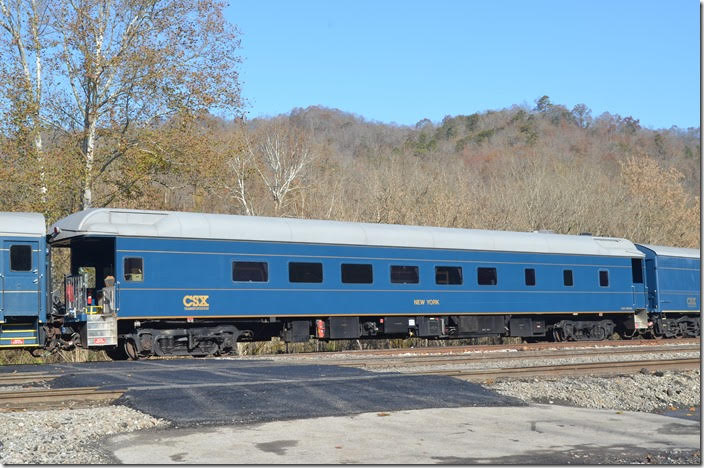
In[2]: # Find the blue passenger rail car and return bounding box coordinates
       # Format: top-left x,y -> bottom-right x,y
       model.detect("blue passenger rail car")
48,208 -> 654,358
636,244 -> 700,337
0,212 -> 48,348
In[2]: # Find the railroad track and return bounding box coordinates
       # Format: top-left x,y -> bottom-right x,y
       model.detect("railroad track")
0,387 -> 125,411
417,357 -> 701,382
298,344 -> 700,369
0,372 -> 57,385
279,338 -> 700,360
284,341 -> 700,381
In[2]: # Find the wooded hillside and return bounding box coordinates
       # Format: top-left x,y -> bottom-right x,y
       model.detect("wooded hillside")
0,2 -> 697,248
3,98 -> 700,248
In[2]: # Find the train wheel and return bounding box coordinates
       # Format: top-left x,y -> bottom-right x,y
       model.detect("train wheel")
590,325 -> 607,341
105,345 -> 128,361
124,339 -> 140,360
552,327 -> 564,342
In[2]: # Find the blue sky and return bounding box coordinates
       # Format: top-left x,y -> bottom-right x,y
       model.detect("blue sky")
225,0 -> 698,129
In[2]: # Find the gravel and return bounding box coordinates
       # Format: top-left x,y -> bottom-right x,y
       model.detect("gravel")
0,384 -> 46,392
486,369 -> 700,413
0,405 -> 166,464
359,351 -> 701,373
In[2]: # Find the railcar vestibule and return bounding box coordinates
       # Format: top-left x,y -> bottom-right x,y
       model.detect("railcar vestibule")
51,236 -> 115,298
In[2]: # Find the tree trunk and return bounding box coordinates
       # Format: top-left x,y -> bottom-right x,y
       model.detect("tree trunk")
34,131 -> 46,201
82,120 -> 97,209
30,0 -> 45,205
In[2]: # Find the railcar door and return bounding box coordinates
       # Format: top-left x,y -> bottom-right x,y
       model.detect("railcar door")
0,246 -> 3,320
2,240 -> 40,316
644,259 -> 658,311
631,258 -> 646,310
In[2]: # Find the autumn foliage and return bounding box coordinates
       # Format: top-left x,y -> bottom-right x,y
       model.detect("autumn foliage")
0,2 -> 698,249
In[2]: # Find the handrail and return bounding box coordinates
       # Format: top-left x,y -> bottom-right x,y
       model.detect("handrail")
114,281 -> 120,313
36,270 -> 41,315
0,272 -> 4,314
64,274 -> 87,316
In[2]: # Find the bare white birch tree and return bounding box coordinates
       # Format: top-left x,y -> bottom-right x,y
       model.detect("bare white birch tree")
0,0 -> 49,202
248,123 -> 315,215
216,125 -> 257,215
227,150 -> 257,216
48,0 -> 241,209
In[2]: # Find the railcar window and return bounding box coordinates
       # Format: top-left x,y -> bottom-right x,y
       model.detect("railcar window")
599,270 -> 609,287
525,268 -> 536,286
563,269 -> 573,286
9,245 -> 31,271
289,262 -> 323,283
477,267 -> 497,285
233,261 -> 268,282
435,266 -> 462,285
341,264 -> 373,284
124,258 -> 144,282
631,258 -> 643,283
390,265 -> 419,284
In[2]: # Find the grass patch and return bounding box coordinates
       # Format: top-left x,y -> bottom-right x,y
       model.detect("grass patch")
0,348 -> 109,366
0,335 -> 523,364
236,335 -> 522,356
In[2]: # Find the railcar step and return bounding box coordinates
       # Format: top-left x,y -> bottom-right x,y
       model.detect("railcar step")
82,314 -> 118,347
0,321 -> 39,347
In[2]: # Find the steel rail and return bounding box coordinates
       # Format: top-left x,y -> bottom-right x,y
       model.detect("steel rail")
279,338 -> 700,360
354,338 -> 701,356
414,358 -> 701,381
0,372 -> 57,385
330,345 -> 701,368
0,387 -> 125,410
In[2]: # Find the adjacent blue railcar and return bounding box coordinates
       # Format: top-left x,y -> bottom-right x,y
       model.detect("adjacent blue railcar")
635,244 -> 700,337
0,213 -> 48,348
44,208 -> 690,359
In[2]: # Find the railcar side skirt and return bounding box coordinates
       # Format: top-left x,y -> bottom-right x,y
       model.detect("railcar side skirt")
115,311 -> 637,320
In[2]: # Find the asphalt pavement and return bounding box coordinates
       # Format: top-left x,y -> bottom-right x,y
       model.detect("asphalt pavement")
6,358 -> 523,425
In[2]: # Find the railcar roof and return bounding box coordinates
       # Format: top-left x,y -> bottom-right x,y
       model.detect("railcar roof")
49,208 -> 645,258
638,244 -> 700,259
0,212 -> 45,237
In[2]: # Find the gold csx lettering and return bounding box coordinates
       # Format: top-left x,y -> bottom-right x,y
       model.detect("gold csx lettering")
183,295 -> 209,308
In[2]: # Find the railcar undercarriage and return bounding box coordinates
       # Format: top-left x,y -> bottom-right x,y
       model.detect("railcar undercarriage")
107,320 -> 269,359
95,312 -> 700,360
651,315 -> 700,339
